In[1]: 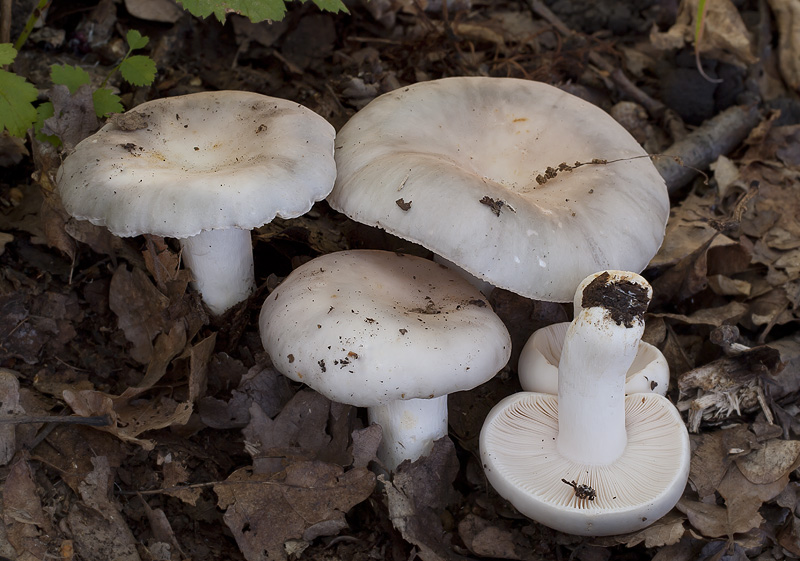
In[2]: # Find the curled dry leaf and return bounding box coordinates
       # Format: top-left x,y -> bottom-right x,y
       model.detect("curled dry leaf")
766,0 -> 800,92
215,461 -> 375,561
382,438 -> 467,561
109,265 -> 171,364
2,459 -> 53,557
649,0 -> 756,67
458,514 -> 541,560
0,369 -> 23,465
63,388 -> 193,450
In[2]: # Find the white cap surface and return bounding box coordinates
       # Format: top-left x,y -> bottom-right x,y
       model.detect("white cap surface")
329,77 -> 669,302
480,391 -> 690,536
57,90 -> 336,238
259,250 -> 511,407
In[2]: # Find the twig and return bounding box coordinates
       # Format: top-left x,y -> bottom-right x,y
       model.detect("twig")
655,104 -> 761,194
0,414 -> 111,426
0,0 -> 11,44
525,0 -> 667,121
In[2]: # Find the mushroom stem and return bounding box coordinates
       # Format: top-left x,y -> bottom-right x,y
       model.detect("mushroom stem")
180,228 -> 255,315
368,396 -> 448,471
556,273 -> 650,465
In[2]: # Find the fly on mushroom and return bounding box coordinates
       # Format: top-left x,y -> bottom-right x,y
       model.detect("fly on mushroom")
562,478 -> 596,501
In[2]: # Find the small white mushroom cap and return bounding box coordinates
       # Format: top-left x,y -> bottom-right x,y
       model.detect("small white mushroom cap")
259,250 -> 511,407
329,77 -> 669,302
518,324 -> 669,395
519,270 -> 669,395
480,391 -> 690,536
57,90 -> 336,238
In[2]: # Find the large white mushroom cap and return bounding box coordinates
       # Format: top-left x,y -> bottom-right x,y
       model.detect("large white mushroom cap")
57,90 -> 336,238
329,77 -> 669,302
259,250 -> 512,407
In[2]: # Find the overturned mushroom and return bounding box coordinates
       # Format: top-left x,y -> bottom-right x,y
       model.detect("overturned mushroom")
480,271 -> 689,536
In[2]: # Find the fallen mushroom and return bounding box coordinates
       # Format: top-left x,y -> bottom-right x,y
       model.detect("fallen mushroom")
57,90 -> 336,315
480,271 -> 690,536
518,271 -> 670,395
259,250 -> 511,470
329,77 -> 669,303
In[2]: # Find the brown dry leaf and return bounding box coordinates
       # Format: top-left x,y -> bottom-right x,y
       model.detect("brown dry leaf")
63,388 -> 193,450
2,458 -> 53,558
215,461 -> 375,561
716,461 -> 791,535
654,300 -> 749,327
735,438 -> 800,484
30,424 -> 124,493
162,459 -> 202,506
123,0 -> 184,22
66,456 -> 141,561
777,515 -> 800,556
39,191 -> 77,260
676,498 -> 751,538
650,192 -> 737,268
458,514 -> 539,560
351,424 -> 382,469
766,0 -> 800,92
382,438 -> 468,561
649,0 -> 756,66
594,511 -> 686,548
242,389 -> 333,475
142,235 -> 181,292
185,332 -> 216,402
688,432 -> 732,500
140,498 -> 184,557
199,362 -> 293,429
0,369 -> 23,465
109,265 -> 171,364
42,84 -> 99,151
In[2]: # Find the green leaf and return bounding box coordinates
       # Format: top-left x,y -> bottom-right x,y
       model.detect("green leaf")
51,64 -> 91,95
310,0 -> 348,14
92,87 -> 124,117
34,102 -> 61,146
119,55 -> 157,86
0,43 -> 18,65
177,0 -> 287,22
0,67 -> 39,137
126,29 -> 149,51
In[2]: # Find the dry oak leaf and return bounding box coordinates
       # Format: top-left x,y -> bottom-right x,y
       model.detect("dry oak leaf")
215,461 -> 375,561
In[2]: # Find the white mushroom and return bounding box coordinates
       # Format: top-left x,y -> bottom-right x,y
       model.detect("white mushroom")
480,271 -> 689,536
259,250 -> 511,470
329,77 -> 669,302
518,271 -> 670,395
57,91 -> 336,315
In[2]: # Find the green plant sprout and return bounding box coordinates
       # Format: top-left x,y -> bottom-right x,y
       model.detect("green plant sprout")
178,0 -> 348,23
694,0 -> 724,84
0,44 -> 39,137
1,29 -> 156,144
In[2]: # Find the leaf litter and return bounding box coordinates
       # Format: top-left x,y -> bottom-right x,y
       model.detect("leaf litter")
2,0 -> 800,559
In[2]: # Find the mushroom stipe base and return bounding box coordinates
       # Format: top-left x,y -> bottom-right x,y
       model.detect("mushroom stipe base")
480,391 -> 690,536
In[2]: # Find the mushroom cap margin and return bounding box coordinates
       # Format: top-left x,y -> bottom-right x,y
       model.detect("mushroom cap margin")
329,77 -> 669,302
259,249 -> 512,407
57,90 -> 336,238
518,322 -> 670,396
